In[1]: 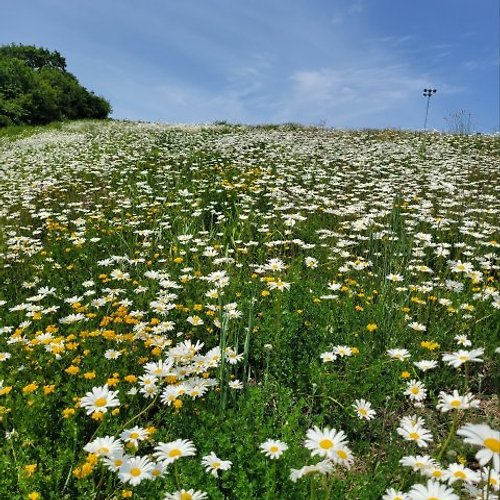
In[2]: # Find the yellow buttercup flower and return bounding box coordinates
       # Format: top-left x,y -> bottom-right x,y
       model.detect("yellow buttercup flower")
22,383 -> 39,394
24,463 -> 37,476
43,385 -> 55,395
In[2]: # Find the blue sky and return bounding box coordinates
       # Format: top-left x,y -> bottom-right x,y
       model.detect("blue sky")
2,0 -> 499,131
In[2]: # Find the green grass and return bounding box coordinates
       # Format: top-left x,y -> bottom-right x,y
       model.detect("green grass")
0,120 -> 498,499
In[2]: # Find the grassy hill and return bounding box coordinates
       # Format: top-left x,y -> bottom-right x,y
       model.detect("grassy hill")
0,120 -> 498,499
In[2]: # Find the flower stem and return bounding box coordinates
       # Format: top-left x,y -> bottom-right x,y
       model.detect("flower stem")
437,412 -> 458,462
265,461 -> 276,500
310,476 -> 316,500
174,461 -> 181,490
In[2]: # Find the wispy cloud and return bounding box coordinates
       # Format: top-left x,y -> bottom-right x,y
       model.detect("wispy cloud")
283,65 -> 429,126
1,0 -> 497,130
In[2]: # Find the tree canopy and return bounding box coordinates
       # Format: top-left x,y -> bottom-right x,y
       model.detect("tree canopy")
0,44 -> 112,126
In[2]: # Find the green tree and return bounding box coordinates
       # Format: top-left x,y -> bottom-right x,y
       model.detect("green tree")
0,43 -> 111,126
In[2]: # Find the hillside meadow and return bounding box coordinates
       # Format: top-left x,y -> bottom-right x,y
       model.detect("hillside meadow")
0,120 -> 498,499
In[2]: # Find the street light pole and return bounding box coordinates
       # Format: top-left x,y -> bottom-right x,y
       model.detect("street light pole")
423,88 -> 437,130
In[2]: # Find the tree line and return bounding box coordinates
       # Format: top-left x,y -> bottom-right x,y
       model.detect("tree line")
0,44 -> 112,127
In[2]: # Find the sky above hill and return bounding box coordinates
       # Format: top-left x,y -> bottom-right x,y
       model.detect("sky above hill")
2,0 -> 499,131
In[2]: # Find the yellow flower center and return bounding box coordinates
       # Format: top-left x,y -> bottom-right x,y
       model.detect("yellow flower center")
336,449 -> 348,459
180,493 -> 192,500
212,461 -> 221,469
319,438 -> 333,449
169,448 -> 182,458
484,438 -> 500,453
130,467 -> 141,477
409,432 -> 420,440
97,447 -> 109,454
270,445 -> 279,453
450,400 -> 461,407
410,387 -> 419,394
94,397 -> 107,407
129,432 -> 139,439
432,470 -> 443,478
428,497 -> 439,500
454,471 -> 467,479
359,409 -> 367,416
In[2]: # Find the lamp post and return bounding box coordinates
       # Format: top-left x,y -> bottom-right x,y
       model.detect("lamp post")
423,88 -> 437,130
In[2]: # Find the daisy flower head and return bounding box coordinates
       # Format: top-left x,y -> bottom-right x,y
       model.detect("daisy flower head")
386,273 -> 404,282
187,315 -> 204,326
450,260 -> 474,273
154,439 -> 197,465
483,466 -> 499,491
444,462 -> 480,485
304,426 -> 348,458
201,452 -> 232,477
454,334 -> 472,347
397,415 -> 433,448
265,258 -> 285,272
436,390 -> 480,413
334,345 -> 353,357
289,460 -> 335,482
382,488 -> 409,500
462,483 -> 500,499
457,423 -> 500,470
327,281 -> 342,291
330,445 -> 354,469
102,451 -> 131,472
406,479 -> 459,500
304,256 -> 318,268
150,460 -> 168,480
387,348 -> 411,361
399,455 -> 438,472
120,426 -> 149,447
353,399 -> 376,420
442,348 -> 484,368
404,379 -> 427,402
267,279 -> 291,291
413,360 -> 438,372
259,439 -> 288,459
104,349 -> 121,360
423,465 -> 447,481
117,455 -> 155,486
164,489 -> 208,500
80,384 -> 120,415
144,359 -> 174,378
228,379 -> 243,390
160,384 -> 186,406
408,322 -> 427,332
83,435 -> 124,458
320,351 -> 337,363
225,348 -> 243,364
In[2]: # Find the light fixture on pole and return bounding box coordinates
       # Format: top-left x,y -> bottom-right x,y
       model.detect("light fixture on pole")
423,88 -> 437,130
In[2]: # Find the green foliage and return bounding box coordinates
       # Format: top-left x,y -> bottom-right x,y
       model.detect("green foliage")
0,44 -> 111,126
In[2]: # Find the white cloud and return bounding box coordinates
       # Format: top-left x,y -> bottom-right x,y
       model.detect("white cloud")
281,65 -> 430,126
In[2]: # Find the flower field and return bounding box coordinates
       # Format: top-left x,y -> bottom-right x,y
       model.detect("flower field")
0,120 -> 498,499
